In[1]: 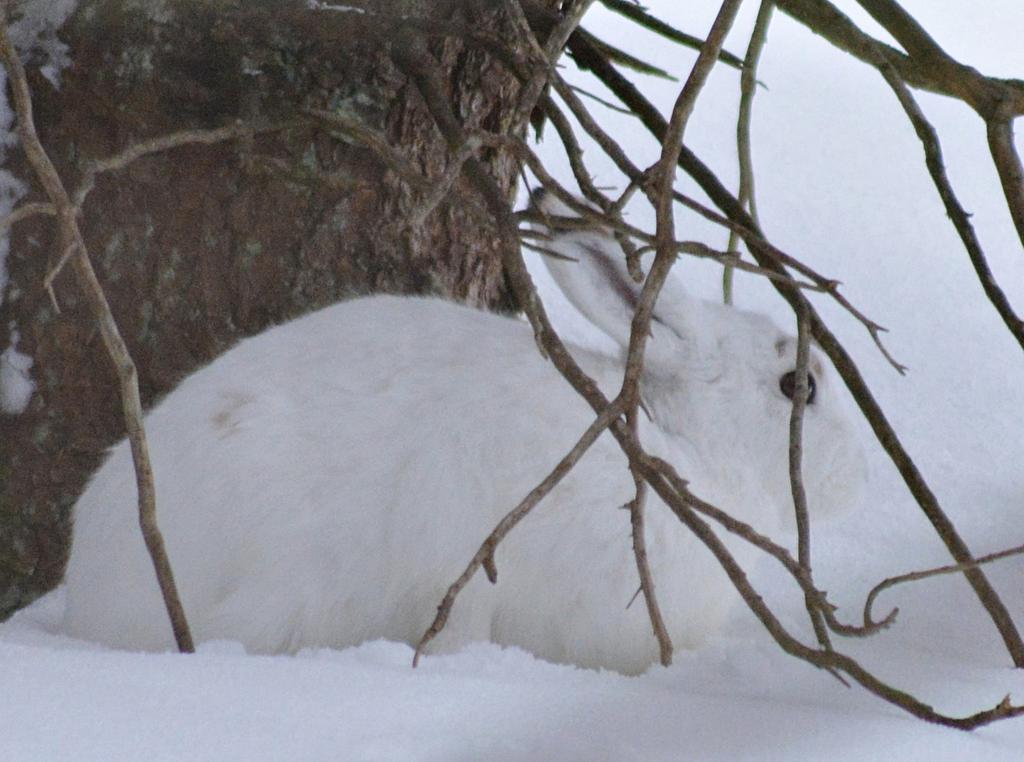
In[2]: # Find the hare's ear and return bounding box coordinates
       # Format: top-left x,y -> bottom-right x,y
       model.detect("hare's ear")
531,190 -> 696,371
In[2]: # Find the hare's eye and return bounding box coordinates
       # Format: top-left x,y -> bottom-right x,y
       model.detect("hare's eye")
779,370 -> 817,405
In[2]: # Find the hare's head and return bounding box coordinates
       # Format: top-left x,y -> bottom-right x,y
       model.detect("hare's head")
529,188 -> 866,528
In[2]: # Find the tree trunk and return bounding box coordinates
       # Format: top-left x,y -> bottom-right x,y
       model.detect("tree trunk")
0,0 -> 539,616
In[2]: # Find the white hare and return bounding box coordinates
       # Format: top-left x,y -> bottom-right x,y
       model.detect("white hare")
62,190 -> 865,673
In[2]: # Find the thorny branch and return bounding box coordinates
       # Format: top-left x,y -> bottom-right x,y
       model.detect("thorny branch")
523,201 -> 1024,726
619,0 -> 746,663
6,0 -> 1020,730
625,475 -> 673,666
865,41 -> 1024,353
390,0 -> 1024,729
553,9 -> 1024,668
413,399 -> 627,666
506,0 -> 677,665
863,544 -> 1024,631
634,456 -> 1024,730
521,85 -> 905,370
646,453 -> 891,641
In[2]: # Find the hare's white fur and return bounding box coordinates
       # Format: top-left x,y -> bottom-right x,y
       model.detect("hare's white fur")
63,194 -> 865,673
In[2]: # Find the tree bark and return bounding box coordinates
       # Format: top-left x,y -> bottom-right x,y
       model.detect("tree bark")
0,0 -> 538,616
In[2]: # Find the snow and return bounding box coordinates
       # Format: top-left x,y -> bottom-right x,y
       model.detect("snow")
2,0 -> 1024,759
0,131 -> 23,301
0,0 -> 75,413
5,587 -> 1024,761
0,324 -> 34,412
5,0 -> 75,86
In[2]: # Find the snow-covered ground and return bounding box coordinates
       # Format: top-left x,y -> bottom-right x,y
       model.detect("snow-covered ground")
3,1 -> 1024,759
4,584 -> 1024,762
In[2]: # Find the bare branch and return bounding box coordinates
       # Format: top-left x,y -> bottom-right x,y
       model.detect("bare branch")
853,0 -> 951,64
0,11 -> 195,654
635,458 -> 1024,730
672,190 -> 908,374
503,0 -> 598,136
537,95 -> 611,209
414,399 -> 626,666
623,0 -> 745,478
540,44 -> 907,371
724,0 -> 773,305
406,135 -> 484,228
626,476 -> 673,666
864,543 -> 1024,631
305,108 -> 431,191
567,83 -> 637,115
987,117 -> 1024,253
313,0 -> 1024,722
788,305 -> 832,649
0,200 -> 55,230
596,0 -> 747,72
568,35 -> 1024,666
774,0 -> 1024,118
862,32 -> 1024,353
645,454 -> 889,641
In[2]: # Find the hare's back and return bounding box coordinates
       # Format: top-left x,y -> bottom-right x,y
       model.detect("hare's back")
63,296 -> 624,652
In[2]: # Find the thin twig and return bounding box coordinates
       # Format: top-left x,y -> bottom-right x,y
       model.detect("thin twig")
544,54 -> 906,371
394,5 -> 1024,721
626,0 -> 745,419
406,135 -> 483,227
40,120 -> 305,288
864,543 -> 1024,630
413,397 -> 626,665
595,0 -> 747,72
865,45 -> 1024,353
520,239 -> 580,262
0,200 -> 55,230
671,189 -> 907,373
503,0 -> 598,137
519,208 -> 827,293
635,458 -> 1024,729
42,240 -> 78,309
538,94 -> 612,209
569,35 -> 1024,666
305,108 -> 430,190
645,453 -> 889,640
568,83 -> 636,115
789,304 -> 832,649
614,0 -> 746,671
626,474 -> 673,666
73,120 -> 304,209
393,23 -> 631,664
0,12 -> 194,653
516,150 -> 843,299
724,0 -> 773,305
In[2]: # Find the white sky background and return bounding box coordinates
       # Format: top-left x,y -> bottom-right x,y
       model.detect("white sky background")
3,2 -> 1024,759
